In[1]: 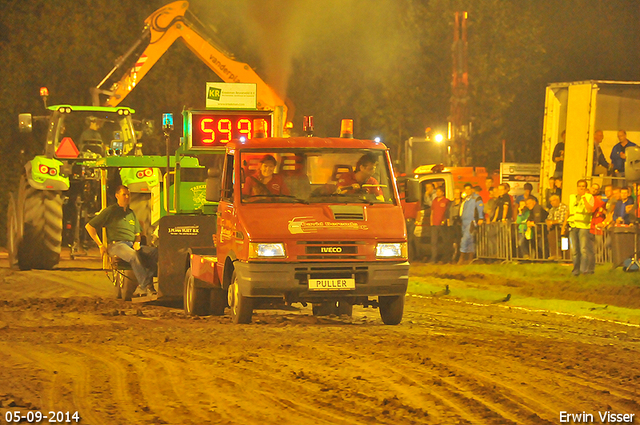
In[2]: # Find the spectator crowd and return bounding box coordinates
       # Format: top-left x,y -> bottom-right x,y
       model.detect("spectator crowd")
413,177 -> 639,276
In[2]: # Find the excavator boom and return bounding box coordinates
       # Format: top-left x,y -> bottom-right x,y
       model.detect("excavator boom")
93,1 -> 287,135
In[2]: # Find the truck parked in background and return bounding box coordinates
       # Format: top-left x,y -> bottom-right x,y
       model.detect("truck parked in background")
398,164 -> 489,261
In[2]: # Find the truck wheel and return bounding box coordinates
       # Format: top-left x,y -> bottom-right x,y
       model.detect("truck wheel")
183,268 -> 210,316
210,287 -> 228,316
228,270 -> 253,324
6,193 -> 21,269
130,193 -> 156,246
122,270 -> 137,302
378,295 -> 404,325
17,177 -> 63,270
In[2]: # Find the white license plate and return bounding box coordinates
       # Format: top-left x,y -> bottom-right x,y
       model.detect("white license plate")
308,278 -> 355,291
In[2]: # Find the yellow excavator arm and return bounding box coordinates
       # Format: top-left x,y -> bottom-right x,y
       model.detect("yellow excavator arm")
93,1 -> 288,135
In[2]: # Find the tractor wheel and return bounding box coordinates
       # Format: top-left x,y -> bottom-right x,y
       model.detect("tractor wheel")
379,295 -> 405,325
6,193 -> 21,269
183,268 -> 210,316
130,193 -> 156,246
228,270 -> 253,324
17,177 -> 63,270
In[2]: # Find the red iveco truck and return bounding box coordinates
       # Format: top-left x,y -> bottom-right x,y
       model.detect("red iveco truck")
180,117 -> 411,324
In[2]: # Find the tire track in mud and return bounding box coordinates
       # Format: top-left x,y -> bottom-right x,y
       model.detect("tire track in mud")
133,351 -> 231,424
0,284 -> 639,425
129,352 -> 204,424
0,344 -> 106,425
27,270 -> 110,298
403,298 -> 640,399
137,335 -> 426,425
402,331 -> 634,420
141,347 -> 385,425
63,345 -> 155,425
282,337 -> 541,424
201,312 -> 634,425
448,332 -> 640,413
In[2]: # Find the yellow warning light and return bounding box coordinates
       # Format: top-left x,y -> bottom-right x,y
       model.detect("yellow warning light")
253,119 -> 267,138
340,119 -> 354,138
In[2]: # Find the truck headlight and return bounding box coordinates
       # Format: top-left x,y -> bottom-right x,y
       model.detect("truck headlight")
376,242 -> 407,259
249,243 -> 286,258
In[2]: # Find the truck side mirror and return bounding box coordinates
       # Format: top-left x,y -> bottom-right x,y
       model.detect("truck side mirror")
19,114 -> 33,133
404,178 -> 420,203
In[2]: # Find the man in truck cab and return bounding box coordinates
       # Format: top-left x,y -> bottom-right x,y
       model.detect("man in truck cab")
85,185 -> 158,296
242,154 -> 290,198
335,153 -> 384,200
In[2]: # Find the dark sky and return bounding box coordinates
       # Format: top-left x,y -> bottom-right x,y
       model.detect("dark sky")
2,0 -> 640,165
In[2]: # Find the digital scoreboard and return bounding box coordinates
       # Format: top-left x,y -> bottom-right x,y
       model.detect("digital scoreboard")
186,110 -> 273,149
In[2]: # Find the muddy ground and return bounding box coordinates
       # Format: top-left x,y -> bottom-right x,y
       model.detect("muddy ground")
0,252 -> 638,425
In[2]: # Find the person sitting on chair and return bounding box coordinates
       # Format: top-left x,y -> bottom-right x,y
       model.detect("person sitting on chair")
85,185 -> 158,296
335,153 -> 384,200
242,154 -> 290,197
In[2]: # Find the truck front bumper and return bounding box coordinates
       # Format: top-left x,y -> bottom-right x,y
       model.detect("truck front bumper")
234,261 -> 409,300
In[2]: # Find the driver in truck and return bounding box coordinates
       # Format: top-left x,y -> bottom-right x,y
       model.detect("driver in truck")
335,153 -> 384,200
243,154 -> 290,197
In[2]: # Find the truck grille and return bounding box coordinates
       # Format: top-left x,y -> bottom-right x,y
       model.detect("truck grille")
329,205 -> 365,220
297,241 -> 365,260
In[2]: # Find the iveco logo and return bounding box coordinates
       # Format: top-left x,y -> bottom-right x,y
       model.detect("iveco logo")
321,247 -> 342,253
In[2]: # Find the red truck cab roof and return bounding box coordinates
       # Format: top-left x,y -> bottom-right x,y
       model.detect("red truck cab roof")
227,137 -> 389,151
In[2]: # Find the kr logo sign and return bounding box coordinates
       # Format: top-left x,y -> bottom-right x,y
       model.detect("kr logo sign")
207,87 -> 222,101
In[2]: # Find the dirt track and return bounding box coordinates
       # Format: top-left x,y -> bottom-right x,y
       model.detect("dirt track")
0,253 -> 639,425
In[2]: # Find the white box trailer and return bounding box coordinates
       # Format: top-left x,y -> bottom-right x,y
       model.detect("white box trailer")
540,81 -> 640,204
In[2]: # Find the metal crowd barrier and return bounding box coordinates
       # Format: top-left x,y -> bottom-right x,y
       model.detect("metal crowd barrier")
476,221 -> 511,262
474,222 -> 611,265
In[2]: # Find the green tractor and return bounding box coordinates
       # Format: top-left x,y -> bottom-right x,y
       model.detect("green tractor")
7,102 -> 158,270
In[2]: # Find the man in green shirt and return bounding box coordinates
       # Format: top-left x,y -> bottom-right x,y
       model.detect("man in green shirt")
566,179 -> 595,276
86,185 -> 157,295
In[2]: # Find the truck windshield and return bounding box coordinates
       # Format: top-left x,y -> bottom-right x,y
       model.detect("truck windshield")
49,111 -> 136,158
240,149 -> 396,205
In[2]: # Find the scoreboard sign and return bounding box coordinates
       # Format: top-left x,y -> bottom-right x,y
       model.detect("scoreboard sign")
185,110 -> 273,150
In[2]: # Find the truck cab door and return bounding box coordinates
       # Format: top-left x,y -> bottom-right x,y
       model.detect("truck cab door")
216,152 -> 236,278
